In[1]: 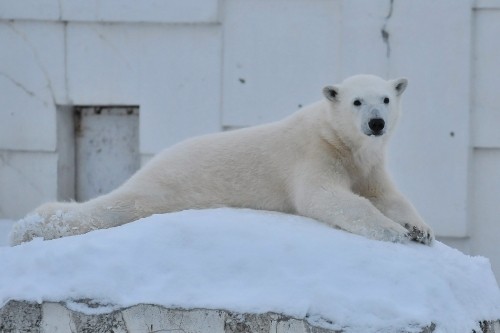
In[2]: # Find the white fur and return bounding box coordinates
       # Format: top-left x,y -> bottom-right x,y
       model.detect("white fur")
10,74 -> 434,245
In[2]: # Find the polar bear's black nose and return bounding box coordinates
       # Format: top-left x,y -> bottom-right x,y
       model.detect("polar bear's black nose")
368,118 -> 385,135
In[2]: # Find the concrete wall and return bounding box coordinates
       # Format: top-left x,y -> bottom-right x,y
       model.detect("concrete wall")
1,0 -> 499,279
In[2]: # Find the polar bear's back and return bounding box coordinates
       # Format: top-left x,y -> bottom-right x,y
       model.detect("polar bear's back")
122,113 -> 315,214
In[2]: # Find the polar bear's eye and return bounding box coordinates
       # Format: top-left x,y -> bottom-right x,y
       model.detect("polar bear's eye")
384,97 -> 390,104
353,100 -> 362,106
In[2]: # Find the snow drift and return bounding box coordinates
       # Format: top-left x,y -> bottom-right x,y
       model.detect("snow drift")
1,208 -> 499,332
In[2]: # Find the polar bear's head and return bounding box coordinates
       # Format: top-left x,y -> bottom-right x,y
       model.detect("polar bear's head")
322,75 -> 407,142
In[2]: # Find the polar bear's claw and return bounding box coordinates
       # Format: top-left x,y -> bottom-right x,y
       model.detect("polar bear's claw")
406,225 -> 433,245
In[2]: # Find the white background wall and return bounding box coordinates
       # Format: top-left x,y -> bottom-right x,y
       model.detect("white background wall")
0,0 -> 499,280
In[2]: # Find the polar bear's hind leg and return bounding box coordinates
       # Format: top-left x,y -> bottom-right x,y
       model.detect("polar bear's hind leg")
9,189 -> 160,245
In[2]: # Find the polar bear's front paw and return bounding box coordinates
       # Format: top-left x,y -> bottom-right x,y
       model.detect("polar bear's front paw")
404,223 -> 434,245
378,223 -> 412,243
361,220 -> 410,244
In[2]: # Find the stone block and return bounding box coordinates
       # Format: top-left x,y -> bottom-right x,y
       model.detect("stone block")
224,312 -> 274,333
70,308 -> 128,333
40,303 -> 74,333
122,305 -> 226,333
0,301 -> 41,333
0,301 -> 499,333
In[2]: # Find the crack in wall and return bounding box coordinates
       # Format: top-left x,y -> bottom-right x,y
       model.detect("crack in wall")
0,72 -> 36,97
90,25 -> 134,71
0,152 -> 46,198
0,72 -> 49,107
6,22 -> 57,106
381,0 -> 394,58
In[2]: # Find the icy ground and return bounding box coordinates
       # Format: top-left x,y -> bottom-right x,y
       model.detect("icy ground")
1,208 -> 500,333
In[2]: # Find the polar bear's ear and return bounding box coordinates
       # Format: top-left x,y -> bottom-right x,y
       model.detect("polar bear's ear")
323,85 -> 339,102
392,78 -> 408,96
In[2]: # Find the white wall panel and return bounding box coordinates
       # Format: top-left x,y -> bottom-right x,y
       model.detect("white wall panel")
386,0 -> 473,237
0,0 -> 60,21
138,25 -> 222,154
0,21 -> 65,152
66,23 -> 141,105
468,6 -> 500,281
222,0 -> 341,127
61,0 -> 219,24
475,0 -> 500,9
0,152 -> 58,219
473,112 -> 500,148
472,9 -> 500,148
470,149 -> 500,281
339,0 -> 391,78
0,0 -> 220,24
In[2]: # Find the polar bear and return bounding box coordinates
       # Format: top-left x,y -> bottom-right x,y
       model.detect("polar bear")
10,74 -> 434,245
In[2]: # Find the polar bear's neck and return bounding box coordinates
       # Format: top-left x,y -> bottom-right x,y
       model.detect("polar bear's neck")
310,104 -> 387,175
326,130 -> 386,176
287,102 -> 387,176
351,139 -> 386,175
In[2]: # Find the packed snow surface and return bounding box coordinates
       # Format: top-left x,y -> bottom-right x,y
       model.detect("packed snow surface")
1,208 -> 500,332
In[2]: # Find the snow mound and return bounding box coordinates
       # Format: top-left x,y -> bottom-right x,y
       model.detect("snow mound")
1,208 -> 500,332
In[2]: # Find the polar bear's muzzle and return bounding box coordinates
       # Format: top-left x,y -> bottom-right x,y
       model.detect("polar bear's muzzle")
367,118 -> 385,136
361,106 -> 388,137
